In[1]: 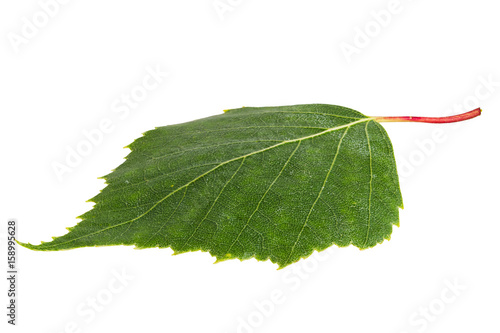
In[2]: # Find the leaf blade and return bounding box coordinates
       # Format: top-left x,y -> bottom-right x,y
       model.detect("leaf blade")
20,104 -> 403,268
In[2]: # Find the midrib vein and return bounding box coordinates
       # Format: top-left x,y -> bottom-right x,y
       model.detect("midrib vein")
41,117 -> 373,249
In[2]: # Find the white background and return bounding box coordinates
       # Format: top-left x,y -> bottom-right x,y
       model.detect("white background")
1,1 -> 499,332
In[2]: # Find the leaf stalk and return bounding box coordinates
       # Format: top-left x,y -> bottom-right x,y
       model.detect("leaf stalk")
374,108 -> 481,124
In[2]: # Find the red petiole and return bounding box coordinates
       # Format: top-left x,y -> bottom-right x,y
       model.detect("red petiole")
374,108 -> 482,123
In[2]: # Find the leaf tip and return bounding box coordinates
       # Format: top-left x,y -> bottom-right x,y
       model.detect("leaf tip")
16,240 -> 39,251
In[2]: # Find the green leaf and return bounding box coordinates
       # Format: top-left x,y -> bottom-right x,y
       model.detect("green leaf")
20,104 -> 403,268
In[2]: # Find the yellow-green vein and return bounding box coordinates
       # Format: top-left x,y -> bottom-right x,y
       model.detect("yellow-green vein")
286,126 -> 350,264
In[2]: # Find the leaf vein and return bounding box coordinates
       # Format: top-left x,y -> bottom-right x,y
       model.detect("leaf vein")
286,127 -> 350,263
225,141 -> 302,255
142,187 -> 188,247
179,158 -> 246,250
363,121 -> 374,247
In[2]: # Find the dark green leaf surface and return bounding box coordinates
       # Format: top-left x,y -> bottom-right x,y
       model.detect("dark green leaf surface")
21,104 -> 403,268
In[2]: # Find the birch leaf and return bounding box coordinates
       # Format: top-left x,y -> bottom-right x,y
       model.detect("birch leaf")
21,104 -> 404,268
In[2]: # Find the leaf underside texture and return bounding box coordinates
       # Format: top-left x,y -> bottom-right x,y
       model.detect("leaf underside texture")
21,104 -> 403,268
